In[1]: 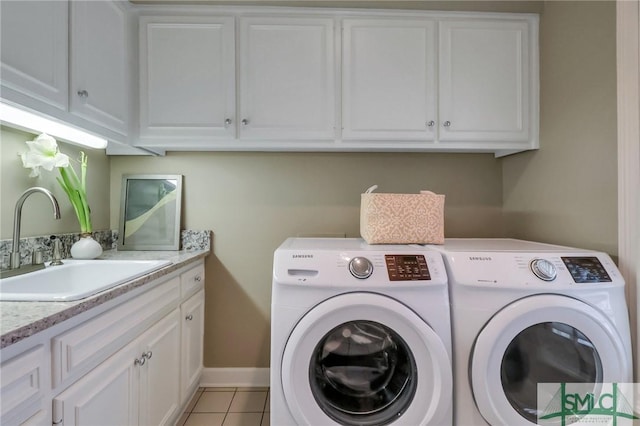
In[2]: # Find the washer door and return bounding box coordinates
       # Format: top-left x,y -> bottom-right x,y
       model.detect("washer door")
471,295 -> 631,425
282,292 -> 452,426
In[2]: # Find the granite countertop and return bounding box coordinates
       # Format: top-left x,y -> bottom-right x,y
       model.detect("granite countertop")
0,248 -> 209,349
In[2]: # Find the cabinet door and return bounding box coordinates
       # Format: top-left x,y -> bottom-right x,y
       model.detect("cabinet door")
181,290 -> 205,403
70,0 -> 129,136
52,339 -> 139,426
239,17 -> 335,140
342,18 -> 436,141
139,16 -> 236,143
439,19 -> 532,144
139,309 -> 181,426
0,1 -> 68,113
0,345 -> 50,426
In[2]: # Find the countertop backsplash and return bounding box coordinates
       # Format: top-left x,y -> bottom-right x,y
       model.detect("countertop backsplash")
0,229 -> 212,269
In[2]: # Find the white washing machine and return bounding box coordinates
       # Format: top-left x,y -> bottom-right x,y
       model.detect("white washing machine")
428,238 -> 633,426
271,238 -> 453,426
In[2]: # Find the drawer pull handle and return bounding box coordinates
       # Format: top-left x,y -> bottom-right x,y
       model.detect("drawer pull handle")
194,275 -> 202,282
185,314 -> 193,321
144,351 -> 153,360
134,356 -> 146,366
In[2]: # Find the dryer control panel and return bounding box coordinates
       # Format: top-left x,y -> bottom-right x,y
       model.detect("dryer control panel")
561,257 -> 612,283
441,251 -> 622,289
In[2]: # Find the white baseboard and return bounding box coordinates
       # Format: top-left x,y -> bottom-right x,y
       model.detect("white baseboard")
200,368 -> 270,388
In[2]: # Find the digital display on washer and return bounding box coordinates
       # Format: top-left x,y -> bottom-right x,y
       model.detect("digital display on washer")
385,255 -> 430,281
561,257 -> 612,283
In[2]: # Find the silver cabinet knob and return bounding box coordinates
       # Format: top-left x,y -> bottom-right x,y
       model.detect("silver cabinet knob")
426,121 -> 435,128
77,90 -> 89,98
241,119 -> 249,126
185,314 -> 193,321
143,351 -> 152,360
194,275 -> 202,282
443,121 -> 451,128
224,118 -> 232,128
134,356 -> 146,366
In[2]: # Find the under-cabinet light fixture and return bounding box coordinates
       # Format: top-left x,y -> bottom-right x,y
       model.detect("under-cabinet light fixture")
0,102 -> 108,149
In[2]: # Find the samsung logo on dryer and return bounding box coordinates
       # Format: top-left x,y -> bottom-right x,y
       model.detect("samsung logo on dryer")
469,256 -> 492,261
292,254 -> 313,259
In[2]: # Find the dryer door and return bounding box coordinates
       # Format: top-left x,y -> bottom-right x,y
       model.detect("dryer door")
281,292 -> 452,426
471,294 -> 631,425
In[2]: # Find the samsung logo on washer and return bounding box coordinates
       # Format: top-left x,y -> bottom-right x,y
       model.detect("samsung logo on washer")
469,256 -> 492,261
292,254 -> 313,259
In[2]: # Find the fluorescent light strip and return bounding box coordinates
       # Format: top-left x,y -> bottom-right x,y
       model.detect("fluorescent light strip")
0,102 -> 108,149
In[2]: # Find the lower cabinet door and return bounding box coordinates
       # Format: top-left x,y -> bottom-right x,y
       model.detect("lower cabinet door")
53,340 -> 139,426
52,308 -> 181,426
181,290 -> 205,403
139,308 -> 181,426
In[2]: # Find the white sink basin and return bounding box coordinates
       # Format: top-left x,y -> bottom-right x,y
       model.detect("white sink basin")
0,259 -> 172,302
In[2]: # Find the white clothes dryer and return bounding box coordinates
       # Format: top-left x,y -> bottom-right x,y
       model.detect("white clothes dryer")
271,238 -> 453,426
428,238 -> 632,426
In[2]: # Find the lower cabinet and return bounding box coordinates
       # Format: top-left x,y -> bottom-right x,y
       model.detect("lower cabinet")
181,290 -> 205,404
0,259 -> 206,426
53,309 -> 181,425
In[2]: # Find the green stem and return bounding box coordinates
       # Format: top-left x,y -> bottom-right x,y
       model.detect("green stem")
57,156 -> 92,233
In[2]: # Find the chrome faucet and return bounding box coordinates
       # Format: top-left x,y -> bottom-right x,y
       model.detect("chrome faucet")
9,187 -> 61,269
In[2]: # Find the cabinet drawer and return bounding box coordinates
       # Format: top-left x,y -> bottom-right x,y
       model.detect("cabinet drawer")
52,277 -> 180,388
0,345 -> 48,425
181,263 -> 204,299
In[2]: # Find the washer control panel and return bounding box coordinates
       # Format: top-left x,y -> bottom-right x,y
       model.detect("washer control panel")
385,255 -> 431,281
561,256 -> 612,283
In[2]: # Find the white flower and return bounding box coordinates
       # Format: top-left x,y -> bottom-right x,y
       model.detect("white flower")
19,133 -> 93,233
20,133 -> 69,177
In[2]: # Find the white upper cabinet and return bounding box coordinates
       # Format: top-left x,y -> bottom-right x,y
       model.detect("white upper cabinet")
1,0 -> 132,146
438,19 -> 536,148
70,1 -> 129,137
238,16 -> 335,140
0,1 -> 68,113
1,4 -> 537,155
341,18 -> 436,141
139,16 -> 236,144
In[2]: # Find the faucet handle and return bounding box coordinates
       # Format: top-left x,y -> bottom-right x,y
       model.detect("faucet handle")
50,235 -> 64,266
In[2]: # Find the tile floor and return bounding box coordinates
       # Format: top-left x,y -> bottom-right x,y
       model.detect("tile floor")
177,387 -> 270,426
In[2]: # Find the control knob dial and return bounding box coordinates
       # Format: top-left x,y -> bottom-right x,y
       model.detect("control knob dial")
349,257 -> 373,279
530,258 -> 557,281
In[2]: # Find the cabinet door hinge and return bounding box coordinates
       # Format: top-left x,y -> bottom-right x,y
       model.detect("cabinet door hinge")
52,399 -> 63,425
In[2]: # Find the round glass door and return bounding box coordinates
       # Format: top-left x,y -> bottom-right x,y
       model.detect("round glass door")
501,322 -> 602,423
281,293 -> 452,426
309,320 -> 417,426
471,295 -> 630,425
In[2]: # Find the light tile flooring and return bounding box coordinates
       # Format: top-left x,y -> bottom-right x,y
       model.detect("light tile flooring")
177,387 -> 270,426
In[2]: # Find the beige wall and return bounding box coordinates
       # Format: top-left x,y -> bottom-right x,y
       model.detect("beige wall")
109,152 -> 504,367
0,1 -> 620,371
0,126 -> 111,239
503,1 -> 618,256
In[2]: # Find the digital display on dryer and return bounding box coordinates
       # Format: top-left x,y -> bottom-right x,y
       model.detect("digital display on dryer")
385,255 -> 430,281
561,257 -> 612,283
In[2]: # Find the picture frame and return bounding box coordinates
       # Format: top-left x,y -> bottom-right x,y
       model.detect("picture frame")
118,174 -> 183,250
